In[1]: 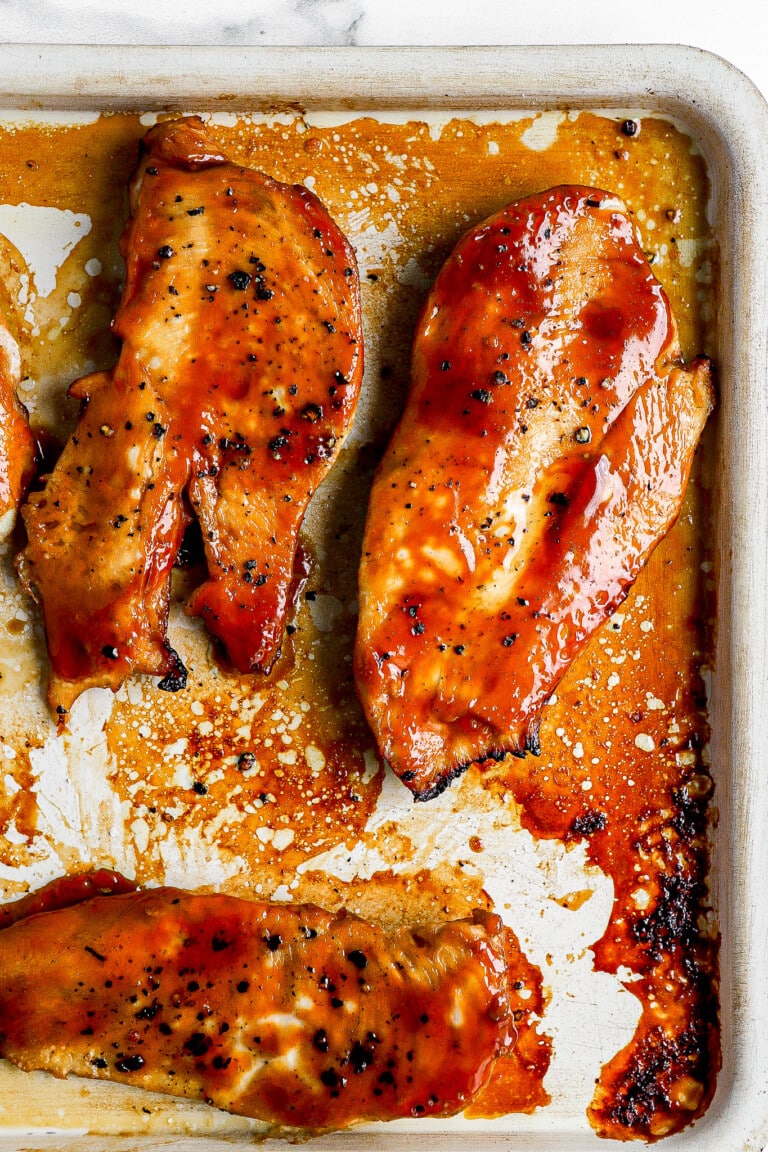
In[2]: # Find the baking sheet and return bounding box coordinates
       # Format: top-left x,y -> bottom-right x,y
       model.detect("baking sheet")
0,44 -> 765,1152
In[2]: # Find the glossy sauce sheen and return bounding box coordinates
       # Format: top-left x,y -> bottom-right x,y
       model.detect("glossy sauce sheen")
18,116 -> 363,711
0,111 -> 717,1142
356,187 -> 713,799
0,875 -> 513,1133
0,314 -> 34,539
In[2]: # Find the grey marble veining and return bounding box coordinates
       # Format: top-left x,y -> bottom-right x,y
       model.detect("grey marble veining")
0,0 -> 765,109
0,0 -> 366,45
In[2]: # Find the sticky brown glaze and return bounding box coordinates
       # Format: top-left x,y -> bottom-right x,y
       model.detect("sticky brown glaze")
0,869 -> 136,930
18,116 -> 363,712
0,315 -> 35,541
355,186 -> 714,799
0,875 -> 513,1133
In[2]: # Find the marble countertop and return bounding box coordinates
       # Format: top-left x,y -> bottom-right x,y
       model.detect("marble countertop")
0,0 -> 766,105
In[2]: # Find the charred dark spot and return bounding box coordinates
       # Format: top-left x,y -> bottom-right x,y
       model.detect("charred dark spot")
228,270 -> 251,291
135,1001 -> 162,1020
115,1054 -> 145,1073
548,491 -> 570,507
157,647 -> 188,693
571,809 -> 607,837
349,1039 -> 375,1074
632,867 -> 700,960
183,1033 -> 212,1057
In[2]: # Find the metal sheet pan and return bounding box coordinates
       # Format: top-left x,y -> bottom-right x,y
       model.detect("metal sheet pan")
0,43 -> 765,1152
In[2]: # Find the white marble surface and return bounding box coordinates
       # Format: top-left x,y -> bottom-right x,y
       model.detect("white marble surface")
0,0 -> 766,105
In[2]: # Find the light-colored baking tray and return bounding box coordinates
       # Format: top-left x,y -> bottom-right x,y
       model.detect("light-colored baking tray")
0,42 -> 766,1152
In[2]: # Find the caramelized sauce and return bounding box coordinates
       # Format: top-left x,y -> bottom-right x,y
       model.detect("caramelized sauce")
0,108 -> 716,1140
467,927 -> 552,1117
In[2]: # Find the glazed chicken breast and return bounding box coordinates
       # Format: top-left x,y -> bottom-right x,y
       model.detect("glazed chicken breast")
355,186 -> 714,799
0,874 -> 513,1133
18,117 -> 363,712
0,314 -> 35,541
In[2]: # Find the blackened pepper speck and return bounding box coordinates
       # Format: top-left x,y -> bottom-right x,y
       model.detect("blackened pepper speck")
349,1040 -> 375,1074
347,949 -> 368,969
157,245 -> 173,260
228,270 -> 252,291
313,1028 -> 329,1052
135,1002 -> 162,1020
183,1033 -> 212,1057
101,646 -> 119,660
571,809 -> 607,836
115,1054 -> 145,1073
